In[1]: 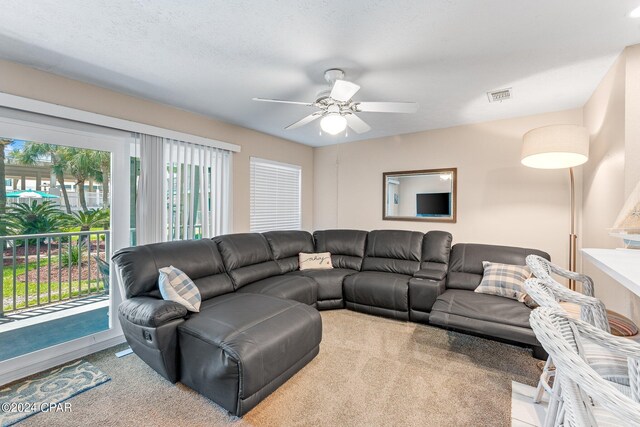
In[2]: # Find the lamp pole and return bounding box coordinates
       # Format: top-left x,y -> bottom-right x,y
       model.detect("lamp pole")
569,167 -> 577,291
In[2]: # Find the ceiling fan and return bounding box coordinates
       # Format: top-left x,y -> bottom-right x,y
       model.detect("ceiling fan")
252,68 -> 419,135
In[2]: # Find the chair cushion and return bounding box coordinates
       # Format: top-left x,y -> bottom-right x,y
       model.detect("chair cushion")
343,271 -> 411,312
158,266 -> 201,312
581,338 -> 631,388
263,230 -> 314,273
313,229 -> 368,270
432,289 -> 532,329
236,274 -> 318,306
474,262 -> 531,302
289,268 -> 356,302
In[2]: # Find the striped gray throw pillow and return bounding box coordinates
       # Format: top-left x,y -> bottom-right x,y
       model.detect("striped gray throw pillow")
474,261 -> 531,302
158,266 -> 201,312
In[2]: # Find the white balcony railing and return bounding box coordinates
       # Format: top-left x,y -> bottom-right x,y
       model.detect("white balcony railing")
1,230 -> 110,317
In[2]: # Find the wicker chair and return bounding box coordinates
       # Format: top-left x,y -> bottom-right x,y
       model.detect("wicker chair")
523,258 -> 610,331
526,279 -> 635,426
529,307 -> 640,426
523,271 -> 609,405
526,254 -> 595,296
527,255 -> 638,337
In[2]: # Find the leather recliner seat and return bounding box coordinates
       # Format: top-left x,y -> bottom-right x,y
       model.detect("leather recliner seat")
428,243 -> 550,357
287,229 -> 368,310
344,230 -> 424,320
214,233 -> 318,306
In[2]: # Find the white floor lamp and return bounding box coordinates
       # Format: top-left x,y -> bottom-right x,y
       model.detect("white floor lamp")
521,124 -> 590,291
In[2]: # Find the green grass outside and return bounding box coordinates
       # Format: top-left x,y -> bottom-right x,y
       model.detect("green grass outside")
2,256 -> 105,313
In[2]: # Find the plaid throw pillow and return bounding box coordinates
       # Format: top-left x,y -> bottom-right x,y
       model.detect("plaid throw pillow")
474,261 -> 532,302
158,266 -> 201,312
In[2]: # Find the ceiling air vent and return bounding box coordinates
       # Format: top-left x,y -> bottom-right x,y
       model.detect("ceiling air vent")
487,88 -> 512,103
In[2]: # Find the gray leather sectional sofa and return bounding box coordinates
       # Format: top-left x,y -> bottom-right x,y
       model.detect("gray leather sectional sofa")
112,229 -> 549,416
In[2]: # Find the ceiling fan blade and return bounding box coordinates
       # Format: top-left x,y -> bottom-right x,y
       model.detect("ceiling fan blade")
330,80 -> 361,102
345,114 -> 371,134
253,97 -> 314,106
285,112 -> 322,130
355,102 -> 419,113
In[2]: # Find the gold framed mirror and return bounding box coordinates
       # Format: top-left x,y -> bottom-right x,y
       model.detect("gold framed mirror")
383,168 -> 457,223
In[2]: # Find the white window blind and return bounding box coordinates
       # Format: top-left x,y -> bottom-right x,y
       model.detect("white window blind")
250,157 -> 301,232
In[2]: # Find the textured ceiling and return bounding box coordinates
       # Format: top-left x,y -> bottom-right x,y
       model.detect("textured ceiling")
0,0 -> 639,147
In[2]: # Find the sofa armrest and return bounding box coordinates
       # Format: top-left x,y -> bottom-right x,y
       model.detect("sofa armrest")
413,267 -> 447,281
119,297 -> 188,328
409,277 -> 447,313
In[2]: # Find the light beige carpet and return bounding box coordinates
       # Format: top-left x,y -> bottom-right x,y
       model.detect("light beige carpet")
18,310 -> 539,427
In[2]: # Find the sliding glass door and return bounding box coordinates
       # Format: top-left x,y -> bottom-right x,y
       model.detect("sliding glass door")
0,114 -> 131,362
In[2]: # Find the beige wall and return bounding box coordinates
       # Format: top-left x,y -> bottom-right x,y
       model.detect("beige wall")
583,47 -> 640,324
314,109 -> 584,266
625,45 -> 640,197
0,59 -> 314,232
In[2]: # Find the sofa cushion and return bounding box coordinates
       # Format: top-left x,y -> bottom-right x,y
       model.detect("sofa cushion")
178,293 -> 321,416
361,230 -> 423,275
112,239 -> 232,300
429,289 -> 538,346
313,229 -> 368,270
343,271 -> 411,313
289,268 -> 356,303
416,231 -> 452,279
447,243 -> 550,291
236,274 -> 318,306
432,289 -> 532,329
263,230 -> 314,273
214,233 -> 281,289
119,297 -> 187,328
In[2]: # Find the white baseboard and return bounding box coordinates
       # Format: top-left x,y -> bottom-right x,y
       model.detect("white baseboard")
0,333 -> 126,386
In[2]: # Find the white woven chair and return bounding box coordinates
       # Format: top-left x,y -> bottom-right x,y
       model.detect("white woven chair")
530,307 -> 640,426
523,275 -> 609,403
522,259 -> 610,332
527,255 -> 639,337
526,279 -> 636,426
526,254 -> 594,296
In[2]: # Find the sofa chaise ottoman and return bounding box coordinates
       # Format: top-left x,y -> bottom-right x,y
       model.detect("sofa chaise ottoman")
178,293 -> 321,416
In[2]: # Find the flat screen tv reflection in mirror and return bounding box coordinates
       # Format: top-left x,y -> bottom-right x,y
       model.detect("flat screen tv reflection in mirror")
416,192 -> 451,217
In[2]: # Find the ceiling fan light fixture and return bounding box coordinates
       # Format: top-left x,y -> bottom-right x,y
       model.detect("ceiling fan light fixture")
320,113 -> 347,135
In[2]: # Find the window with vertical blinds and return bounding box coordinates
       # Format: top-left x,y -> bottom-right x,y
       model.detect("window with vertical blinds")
133,135 -> 231,245
250,157 -> 301,232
